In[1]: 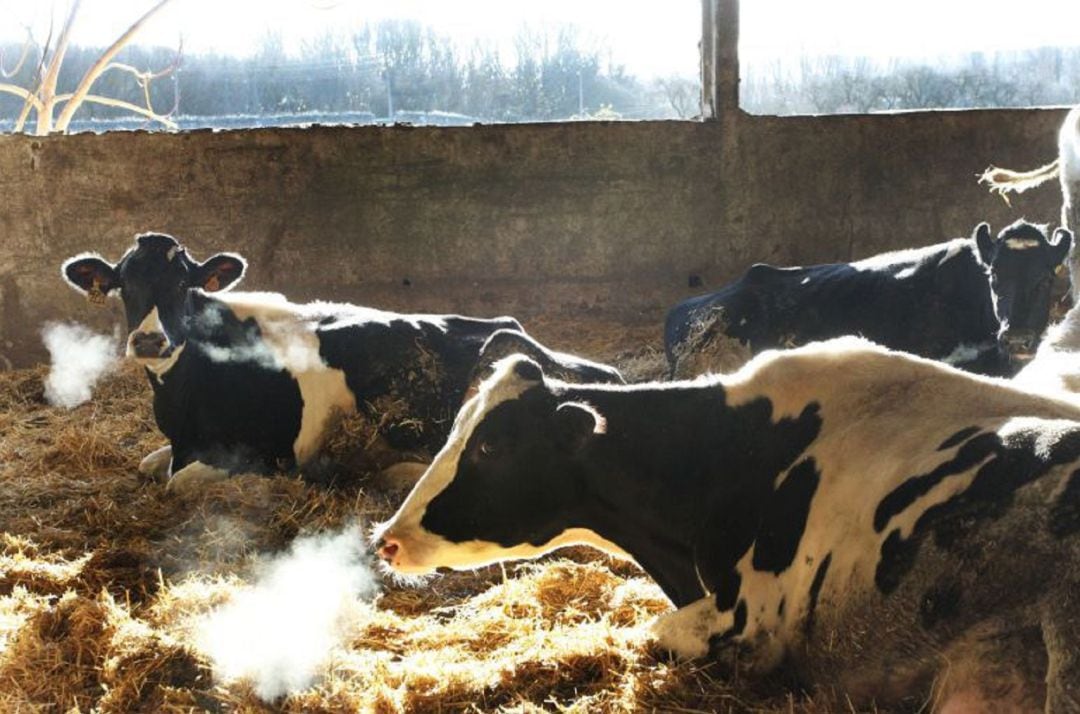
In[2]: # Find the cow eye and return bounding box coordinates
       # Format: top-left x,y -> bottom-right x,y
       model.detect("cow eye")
479,441 -> 494,457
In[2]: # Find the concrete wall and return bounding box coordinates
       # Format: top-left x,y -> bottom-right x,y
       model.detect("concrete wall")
0,108 -> 1068,368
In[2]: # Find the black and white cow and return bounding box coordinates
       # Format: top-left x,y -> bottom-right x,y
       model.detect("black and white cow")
664,221 -> 1072,379
375,341 -> 1080,710
62,232 -> 622,492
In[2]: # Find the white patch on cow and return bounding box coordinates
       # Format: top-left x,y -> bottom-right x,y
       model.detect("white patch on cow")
800,276 -> 811,285
223,291 -> 450,335
1060,106 -> 1080,189
853,237 -> 970,273
1004,237 -> 1041,250
167,460 -> 231,495
937,240 -> 964,266
138,444 -> 173,478
125,307 -> 164,358
124,307 -> 186,381
375,356 -> 630,573
893,266 -> 918,280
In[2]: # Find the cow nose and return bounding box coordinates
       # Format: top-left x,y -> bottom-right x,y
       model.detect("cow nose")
131,331 -> 168,357
376,536 -> 400,562
1003,331 -> 1038,352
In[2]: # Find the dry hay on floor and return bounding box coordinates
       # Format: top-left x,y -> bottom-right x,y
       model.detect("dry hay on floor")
0,361 -> 849,713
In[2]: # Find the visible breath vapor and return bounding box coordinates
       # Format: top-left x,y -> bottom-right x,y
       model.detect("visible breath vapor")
41,322 -> 120,408
195,524 -> 379,701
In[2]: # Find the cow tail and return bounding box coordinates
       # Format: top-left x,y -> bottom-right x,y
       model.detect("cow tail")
979,158 -> 1061,204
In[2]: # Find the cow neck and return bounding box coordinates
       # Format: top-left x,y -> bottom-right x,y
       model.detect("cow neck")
556,382 -> 821,608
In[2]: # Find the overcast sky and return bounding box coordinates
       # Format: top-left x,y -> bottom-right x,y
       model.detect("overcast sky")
2,0 -> 1079,79
740,0 -> 1080,64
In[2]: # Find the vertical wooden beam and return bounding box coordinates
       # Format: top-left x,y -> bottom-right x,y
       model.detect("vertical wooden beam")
701,0 -> 739,121
700,0 -> 717,119
716,0 -> 740,118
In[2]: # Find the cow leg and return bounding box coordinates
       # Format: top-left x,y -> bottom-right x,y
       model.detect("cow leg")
166,460 -> 230,495
651,594 -> 728,659
1043,593 -> 1080,713
138,444 -> 172,478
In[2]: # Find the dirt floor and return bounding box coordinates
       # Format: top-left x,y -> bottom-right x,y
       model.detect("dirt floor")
0,320 -> 855,713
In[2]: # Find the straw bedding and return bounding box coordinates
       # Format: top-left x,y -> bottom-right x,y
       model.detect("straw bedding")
0,343 -> 843,713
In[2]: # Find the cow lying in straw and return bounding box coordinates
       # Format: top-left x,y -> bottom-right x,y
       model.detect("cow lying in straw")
62,233 -> 622,493
375,338 -> 1080,710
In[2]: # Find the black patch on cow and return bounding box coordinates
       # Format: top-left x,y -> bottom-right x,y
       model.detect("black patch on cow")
318,314 -> 520,452
713,570 -> 742,612
689,400 -> 823,608
875,425 -> 1080,594
937,425 -> 981,451
1049,468 -> 1080,539
803,552 -> 832,639
777,596 -> 786,618
874,432 -> 999,533
712,599 -> 749,647
875,529 -> 918,595
919,578 -> 962,630
154,297 -> 305,474
752,458 -> 820,574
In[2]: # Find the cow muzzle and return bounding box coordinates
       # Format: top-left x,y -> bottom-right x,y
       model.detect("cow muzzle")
127,331 -> 174,359
1001,330 -> 1040,354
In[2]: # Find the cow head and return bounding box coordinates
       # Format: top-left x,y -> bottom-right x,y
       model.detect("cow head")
374,355 -> 608,574
974,220 -> 1072,352
62,233 -> 246,370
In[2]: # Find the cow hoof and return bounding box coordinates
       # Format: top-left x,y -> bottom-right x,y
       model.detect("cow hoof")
138,445 -> 172,478
375,461 -> 430,492
651,596 -> 722,660
167,461 -> 230,495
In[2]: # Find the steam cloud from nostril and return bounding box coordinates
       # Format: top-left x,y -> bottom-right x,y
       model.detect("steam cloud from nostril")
194,524 -> 379,701
41,322 -> 120,408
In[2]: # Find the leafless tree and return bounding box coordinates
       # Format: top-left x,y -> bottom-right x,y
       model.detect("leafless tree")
0,0 -> 180,135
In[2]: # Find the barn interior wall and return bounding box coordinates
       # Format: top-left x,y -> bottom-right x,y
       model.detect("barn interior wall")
0,108 -> 1067,368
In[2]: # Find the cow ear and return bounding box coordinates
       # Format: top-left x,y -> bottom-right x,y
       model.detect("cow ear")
1050,227 -> 1073,266
973,222 -> 996,266
194,253 -> 246,292
556,401 -> 606,451
62,254 -> 119,296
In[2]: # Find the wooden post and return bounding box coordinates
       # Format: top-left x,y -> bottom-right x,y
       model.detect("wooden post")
701,0 -> 739,121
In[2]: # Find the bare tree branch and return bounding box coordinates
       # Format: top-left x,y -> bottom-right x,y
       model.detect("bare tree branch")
14,10 -> 55,133
35,0 -> 83,134
0,29 -> 34,79
0,82 -> 44,111
54,0 -> 174,133
67,93 -> 178,129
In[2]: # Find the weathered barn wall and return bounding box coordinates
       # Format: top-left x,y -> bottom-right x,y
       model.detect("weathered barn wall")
0,108 -> 1068,367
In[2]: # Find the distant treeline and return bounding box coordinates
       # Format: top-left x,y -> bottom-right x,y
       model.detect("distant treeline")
743,46 -> 1080,115
0,20 -> 699,130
